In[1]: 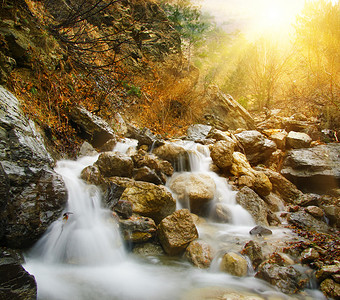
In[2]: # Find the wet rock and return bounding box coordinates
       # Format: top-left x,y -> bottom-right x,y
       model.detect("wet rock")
320,279 -> 340,299
206,128 -> 232,141
133,243 -> 164,256
80,165 -> 104,185
152,142 -> 190,171
286,131 -> 312,149
126,125 -> 163,150
315,264 -> 340,282
100,138 -> 117,152
234,130 -> 277,165
78,141 -> 98,157
230,152 -> 254,178
263,129 -> 287,150
287,211 -> 330,233
0,86 -> 68,248
255,261 -> 305,294
236,187 -> 269,226
119,215 -> 157,243
158,209 -> 198,256
263,193 -> 285,212
95,151 -> 133,178
210,140 -> 235,170
133,166 -> 164,185
111,179 -> 176,224
241,240 -> 264,270
323,205 -> 340,228
114,200 -> 133,219
104,182 -> 126,209
185,240 -> 213,269
300,248 -> 320,264
304,206 -> 324,219
281,143 -> 340,194
169,173 -> 216,215
210,203 -> 232,223
186,124 -> 212,141
249,225 -> 272,236
68,105 -> 116,148
0,252 -> 37,299
0,163 -> 9,240
219,252 -> 248,277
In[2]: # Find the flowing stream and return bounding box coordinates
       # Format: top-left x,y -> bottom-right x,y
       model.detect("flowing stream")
24,139 -> 324,300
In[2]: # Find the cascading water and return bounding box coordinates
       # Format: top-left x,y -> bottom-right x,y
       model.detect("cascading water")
24,139 -> 325,300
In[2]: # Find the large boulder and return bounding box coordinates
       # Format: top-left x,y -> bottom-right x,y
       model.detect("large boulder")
95,151 -> 134,178
0,251 -> 37,299
0,86 -> 67,248
68,105 -> 116,148
109,178 -> 176,223
186,124 -> 212,141
169,173 -> 216,215
236,187 -> 269,226
263,129 -> 287,150
126,125 -> 164,150
234,130 -> 277,165
210,139 -> 236,170
286,131 -> 312,149
158,209 -> 198,256
287,211 -> 330,233
202,87 -> 255,131
281,143 -> 340,194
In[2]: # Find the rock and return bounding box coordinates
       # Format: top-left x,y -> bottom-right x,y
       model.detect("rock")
236,187 -> 269,226
206,128 -> 232,141
249,225 -> 272,236
80,165 -> 103,185
202,88 -> 255,131
78,141 -> 98,157
68,105 -> 116,148
263,129 -> 287,150
281,143 -> 340,194
169,173 -> 216,215
114,200 -> 133,219
230,152 -> 254,178
112,113 -> 128,136
133,243 -> 164,256
119,215 -> 156,243
152,142 -> 190,171
255,261 -> 305,294
323,205 -> 340,228
263,193 -> 285,212
95,151 -> 134,178
256,167 -> 303,204
158,209 -> 198,256
126,125 -> 163,150
287,211 -> 330,233
304,206 -> 324,219
0,163 -> 9,240
234,130 -> 277,165
185,240 -> 213,269
100,139 -> 117,152
210,140 -> 235,170
133,166 -> 164,185
252,171 -> 272,197
104,182 -> 126,210
241,241 -> 264,270
186,124 -> 212,141
210,203 -> 232,223
0,86 -> 68,248
300,248 -> 320,264
286,131 -> 312,149
111,179 -> 176,223
316,264 -> 340,282
219,252 -> 248,277
0,252 -> 37,299
320,279 -> 340,299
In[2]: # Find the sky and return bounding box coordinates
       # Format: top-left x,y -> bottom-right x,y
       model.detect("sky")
197,0 -> 339,40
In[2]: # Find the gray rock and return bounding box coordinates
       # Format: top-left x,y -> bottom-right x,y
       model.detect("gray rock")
119,215 -> 156,243
287,211 -> 330,233
126,125 -> 163,150
286,131 -> 312,149
249,225 -> 272,236
186,124 -> 212,141
281,143 -> 340,193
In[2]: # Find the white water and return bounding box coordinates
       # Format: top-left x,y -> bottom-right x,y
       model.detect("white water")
24,139 -> 325,300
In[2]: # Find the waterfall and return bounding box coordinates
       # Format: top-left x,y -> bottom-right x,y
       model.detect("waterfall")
24,139 -> 325,300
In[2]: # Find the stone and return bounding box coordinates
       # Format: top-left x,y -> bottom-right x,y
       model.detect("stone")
210,203 -> 232,223
241,240 -> 265,270
219,252 -> 248,277
133,243 -> 164,257
323,205 -> 340,228
185,240 -> 213,269
80,165 -> 103,185
300,248 -> 320,264
249,225 -> 272,236
236,187 -> 269,226
0,253 -> 37,299
186,124 -> 212,141
320,279 -> 340,299
119,215 -> 157,243
0,163 -> 9,240
281,143 -> 340,194
316,264 -> 340,282
100,139 -> 117,152
234,130 -> 277,165
78,141 -> 98,157
252,171 -> 272,197
255,261 -> 305,294
169,173 -> 216,215
126,125 -> 163,151
206,128 -> 232,141
210,140 -> 235,170
152,142 -> 190,171
104,182 -> 126,210
304,206 -> 324,219
263,193 -> 285,212
114,200 -> 133,219
95,151 -> 134,178
158,209 -> 198,256
68,105 -> 116,148
263,129 -> 287,150
230,152 -> 254,178
287,211 -> 330,233
111,179 -> 176,224
286,131 -> 312,149
133,166 -> 164,185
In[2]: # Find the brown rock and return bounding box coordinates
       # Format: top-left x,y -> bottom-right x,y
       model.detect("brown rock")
158,209 -> 198,256
185,240 -> 213,269
320,279 -> 340,299
95,152 -> 133,178
80,165 -> 103,185
219,252 -> 248,277
210,140 -> 235,170
241,240 -> 264,270
300,248 -> 320,264
305,206 -> 324,219
119,215 -> 156,243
